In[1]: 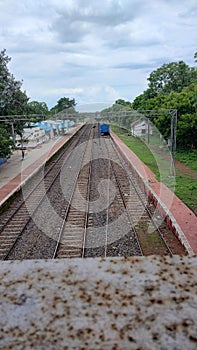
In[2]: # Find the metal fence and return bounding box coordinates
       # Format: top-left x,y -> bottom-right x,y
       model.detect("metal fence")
96,109 -> 177,184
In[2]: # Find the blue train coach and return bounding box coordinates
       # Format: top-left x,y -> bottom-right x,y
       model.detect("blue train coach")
100,123 -> 110,136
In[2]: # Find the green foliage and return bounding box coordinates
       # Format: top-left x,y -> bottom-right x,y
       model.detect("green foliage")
145,84 -> 197,147
0,49 -> 32,153
175,176 -> 197,213
153,112 -> 171,140
132,57 -> 197,149
0,126 -> 13,158
147,61 -> 197,97
27,101 -> 49,116
0,49 -> 29,116
132,61 -> 197,109
194,49 -> 197,63
111,125 -> 197,213
102,99 -> 133,114
177,113 -> 197,148
50,97 -> 76,114
111,125 -> 171,181
176,149 -> 197,172
132,89 -> 153,110
115,99 -> 132,108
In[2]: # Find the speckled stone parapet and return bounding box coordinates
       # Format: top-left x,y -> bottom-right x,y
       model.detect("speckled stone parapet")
0,257 -> 197,349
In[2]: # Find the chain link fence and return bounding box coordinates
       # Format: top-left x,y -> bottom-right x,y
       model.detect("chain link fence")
94,109 -> 177,188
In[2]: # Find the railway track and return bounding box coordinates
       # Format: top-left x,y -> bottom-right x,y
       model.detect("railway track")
1,123 -> 187,260
52,126 -> 94,258
84,131 -> 143,257
0,124 -> 92,260
84,132 -> 186,257
105,138 -> 173,256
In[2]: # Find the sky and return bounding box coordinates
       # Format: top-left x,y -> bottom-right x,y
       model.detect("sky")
0,0 -> 196,112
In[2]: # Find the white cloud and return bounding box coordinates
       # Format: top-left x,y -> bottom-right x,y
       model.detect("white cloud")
46,87 -> 84,95
0,0 -> 196,110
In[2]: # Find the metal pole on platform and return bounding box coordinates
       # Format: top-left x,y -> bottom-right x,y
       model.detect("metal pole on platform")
147,117 -> 150,144
10,122 -> 15,148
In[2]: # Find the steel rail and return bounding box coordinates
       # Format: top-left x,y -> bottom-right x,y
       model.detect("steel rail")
52,126 -> 94,259
110,137 -> 173,256
2,124 -> 90,260
0,124 -> 87,234
103,137 -> 143,256
104,156 -> 111,258
81,129 -> 95,259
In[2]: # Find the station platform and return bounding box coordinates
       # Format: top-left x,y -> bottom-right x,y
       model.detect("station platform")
0,125 -> 82,206
111,131 -> 197,256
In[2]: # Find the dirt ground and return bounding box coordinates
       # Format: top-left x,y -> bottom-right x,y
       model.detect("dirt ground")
175,159 -> 197,179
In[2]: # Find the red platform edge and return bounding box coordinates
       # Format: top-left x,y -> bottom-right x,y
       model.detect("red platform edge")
111,131 -> 197,256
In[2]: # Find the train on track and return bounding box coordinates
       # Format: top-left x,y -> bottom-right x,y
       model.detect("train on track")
100,123 -> 110,136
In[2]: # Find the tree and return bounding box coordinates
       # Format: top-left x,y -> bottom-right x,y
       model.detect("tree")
131,57 -> 197,149
0,126 -> 13,158
102,99 -> 133,114
115,99 -> 132,108
132,89 -> 153,110
194,49 -> 197,63
27,101 -> 49,116
176,113 -> 197,149
50,97 -> 76,114
0,49 -> 30,156
132,83 -> 197,148
147,61 -> 197,97
0,49 -> 29,116
132,61 -> 197,110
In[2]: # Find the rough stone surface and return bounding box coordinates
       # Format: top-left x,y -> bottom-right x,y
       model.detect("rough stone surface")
0,257 -> 197,349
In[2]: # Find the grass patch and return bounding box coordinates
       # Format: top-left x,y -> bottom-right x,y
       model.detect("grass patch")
176,149 -> 197,172
111,125 -> 160,177
111,124 -> 197,213
175,177 -> 197,212
111,125 -> 171,182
